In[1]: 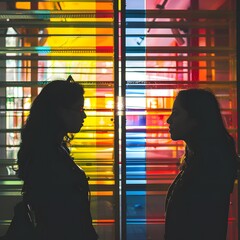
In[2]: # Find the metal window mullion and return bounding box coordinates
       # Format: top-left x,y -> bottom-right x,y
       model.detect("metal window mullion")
236,0 -> 240,238
0,30 -> 6,162
120,0 -> 127,239
113,0 -> 120,239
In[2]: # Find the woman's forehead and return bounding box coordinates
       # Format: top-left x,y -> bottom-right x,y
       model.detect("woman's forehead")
173,97 -> 181,108
173,97 -> 189,114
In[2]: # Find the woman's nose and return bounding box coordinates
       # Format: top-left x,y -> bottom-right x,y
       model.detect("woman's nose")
167,115 -> 171,124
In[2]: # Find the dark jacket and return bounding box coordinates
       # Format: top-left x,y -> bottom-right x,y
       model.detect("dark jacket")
165,144 -> 236,240
25,145 -> 98,240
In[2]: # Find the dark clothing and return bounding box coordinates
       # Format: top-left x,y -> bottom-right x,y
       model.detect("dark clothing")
24,145 -> 98,240
165,144 -> 236,240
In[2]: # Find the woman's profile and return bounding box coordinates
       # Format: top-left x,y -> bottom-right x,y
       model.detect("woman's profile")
16,77 -> 98,239
165,89 -> 238,240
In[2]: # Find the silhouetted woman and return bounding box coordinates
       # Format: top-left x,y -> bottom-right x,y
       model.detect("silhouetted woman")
17,78 -> 98,239
165,89 -> 237,240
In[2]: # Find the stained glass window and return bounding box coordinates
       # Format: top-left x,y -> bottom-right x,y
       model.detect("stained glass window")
0,1 -> 238,239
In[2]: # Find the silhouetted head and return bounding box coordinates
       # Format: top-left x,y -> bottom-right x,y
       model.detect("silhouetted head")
17,78 -> 86,180
22,78 -> 86,146
167,89 -> 237,186
167,89 -> 229,145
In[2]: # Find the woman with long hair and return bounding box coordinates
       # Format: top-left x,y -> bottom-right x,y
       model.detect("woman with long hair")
17,77 -> 98,239
165,89 -> 238,240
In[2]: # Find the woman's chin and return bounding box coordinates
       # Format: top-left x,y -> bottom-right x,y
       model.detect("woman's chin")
68,125 -> 83,133
170,133 -> 179,141
77,124 -> 84,132
75,127 -> 82,133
